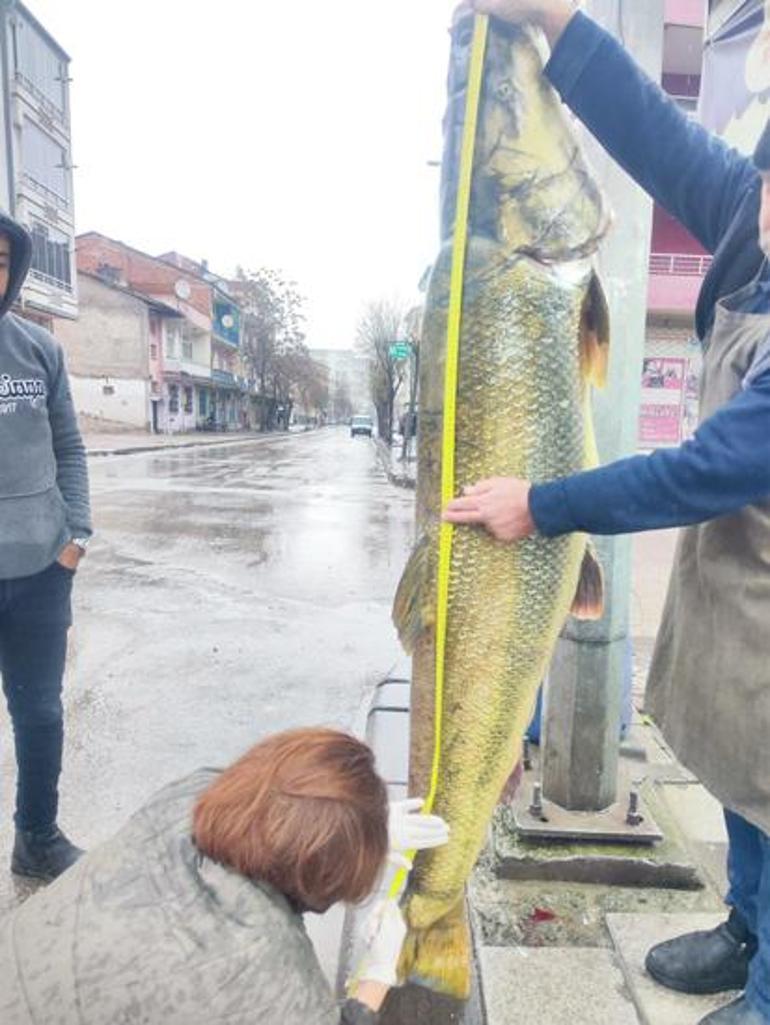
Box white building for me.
[0,1,76,327]
[310,348,371,417]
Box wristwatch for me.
[71,537,90,554]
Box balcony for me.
[163,357,211,382]
[650,253,713,276]
[648,251,713,314]
[212,368,236,387]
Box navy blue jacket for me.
[529,12,770,537]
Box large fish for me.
[392,9,610,999]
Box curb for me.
[86,431,311,458]
[374,438,417,490]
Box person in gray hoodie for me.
[0,211,91,881]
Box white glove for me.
[388,798,450,869]
[357,899,408,987]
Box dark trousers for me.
[725,809,770,1021]
[0,562,73,832]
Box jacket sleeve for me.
[529,367,770,537]
[48,346,92,537]
[544,11,758,254]
[340,998,379,1025]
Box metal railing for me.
[649,252,713,277]
[28,268,73,293]
[13,72,68,127]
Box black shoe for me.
[11,826,83,882]
[645,910,757,995]
[699,996,768,1024]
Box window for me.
[149,343,158,361]
[184,387,193,414]
[29,221,71,290]
[12,17,67,116]
[182,337,193,361]
[198,390,208,417]
[168,384,179,414]
[164,322,181,358]
[22,119,69,204]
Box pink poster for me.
[639,358,686,447]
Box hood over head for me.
[0,210,32,317]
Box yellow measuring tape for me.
[389,12,489,900]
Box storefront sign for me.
[639,358,687,446]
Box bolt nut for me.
[626,789,644,827]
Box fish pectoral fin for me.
[570,542,604,621]
[392,534,435,654]
[579,270,611,389]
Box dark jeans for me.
[0,562,73,832]
[725,809,770,1022]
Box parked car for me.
[350,414,374,438]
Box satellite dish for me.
[174,279,191,301]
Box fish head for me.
[443,8,610,261]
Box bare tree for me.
[232,268,310,431]
[356,298,410,445]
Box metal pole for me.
[401,343,419,462]
[541,0,664,811]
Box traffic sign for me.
[389,342,412,361]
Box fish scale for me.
[391,11,610,1001]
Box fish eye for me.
[496,78,515,102]
[456,25,473,48]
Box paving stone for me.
[480,946,641,1025]
[657,785,728,846]
[607,913,736,1025]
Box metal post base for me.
[511,780,663,844]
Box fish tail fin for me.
[570,542,604,621]
[580,270,610,389]
[392,534,434,654]
[399,897,472,1000]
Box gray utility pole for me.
[541,0,664,811]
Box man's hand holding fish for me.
[470,0,578,45]
[443,478,535,542]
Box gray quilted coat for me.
[0,770,376,1025]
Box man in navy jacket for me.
[445,3,770,1024]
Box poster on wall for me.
[701,0,769,154]
[639,358,687,447]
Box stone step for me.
[480,946,642,1025]
[607,913,737,1025]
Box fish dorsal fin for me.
[579,270,610,389]
[570,542,604,621]
[392,534,435,654]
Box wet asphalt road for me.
[0,427,415,911]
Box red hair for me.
[193,728,388,909]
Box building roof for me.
[79,269,183,317]
[77,233,238,304]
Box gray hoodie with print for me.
[0,212,91,579]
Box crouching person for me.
[0,727,448,1024]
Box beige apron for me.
[645,269,770,836]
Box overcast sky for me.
[28,1,456,350]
